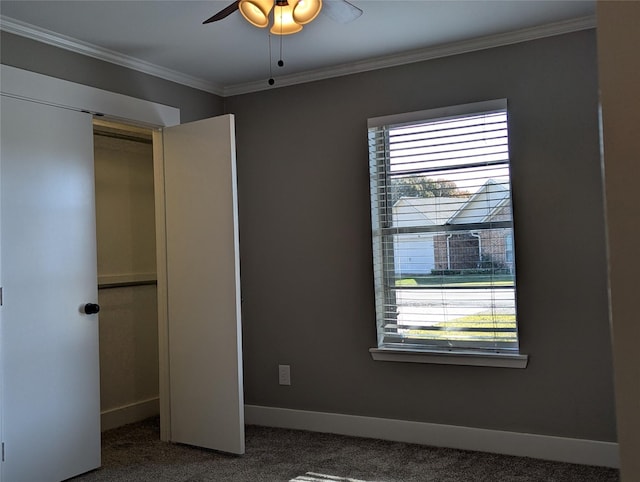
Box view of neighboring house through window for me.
[367,99,519,354]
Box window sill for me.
[369,347,528,368]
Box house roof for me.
[393,197,469,227]
[447,180,511,225]
[392,180,511,228]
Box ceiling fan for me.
[203,0,363,35]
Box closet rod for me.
[98,280,157,290]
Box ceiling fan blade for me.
[322,0,363,24]
[203,0,240,24]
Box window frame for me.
[367,99,527,368]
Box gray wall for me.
[1,31,224,122]
[226,29,617,441]
[1,27,616,442]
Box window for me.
[368,99,525,365]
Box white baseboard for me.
[244,405,619,468]
[101,397,160,432]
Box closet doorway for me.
[93,120,160,432]
[1,66,245,478]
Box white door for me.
[0,96,101,480]
[163,115,245,454]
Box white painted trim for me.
[368,98,507,128]
[0,16,224,96]
[152,130,172,443]
[369,348,528,368]
[2,14,595,97]
[224,16,597,96]
[101,397,160,432]
[0,64,180,127]
[244,405,620,468]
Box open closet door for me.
[162,115,244,454]
[0,96,101,481]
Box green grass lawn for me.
[395,274,514,287]
[404,313,518,342]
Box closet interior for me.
[93,120,160,431]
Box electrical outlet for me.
[278,364,291,386]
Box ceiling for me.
[0,1,596,96]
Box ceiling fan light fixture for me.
[270,3,303,35]
[239,0,273,28]
[293,0,322,25]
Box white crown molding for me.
[2,14,595,98]
[225,15,597,96]
[245,404,620,468]
[0,15,225,96]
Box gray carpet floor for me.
[71,418,619,481]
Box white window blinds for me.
[368,99,519,354]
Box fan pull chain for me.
[278,18,284,68]
[268,34,275,85]
[267,4,287,86]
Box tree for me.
[390,176,468,204]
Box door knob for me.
[83,303,100,315]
